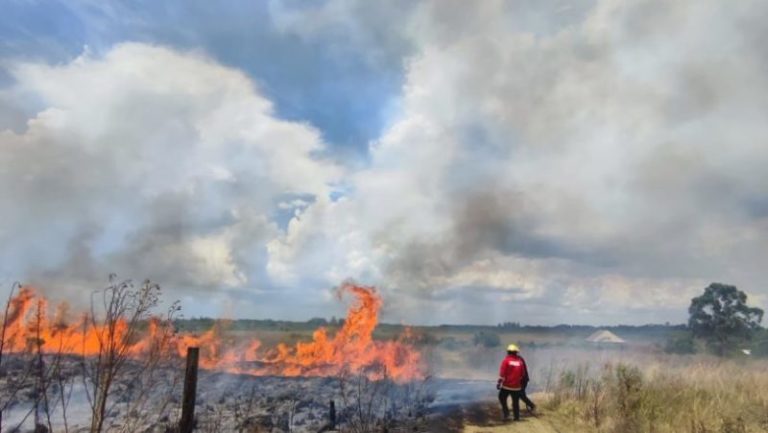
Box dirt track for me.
[446,394,571,433]
[462,415,566,433]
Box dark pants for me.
[521,384,536,410]
[498,389,523,420]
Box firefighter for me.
[496,343,535,421]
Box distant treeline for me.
[171,316,687,334]
[433,322,689,340]
[172,316,342,332]
[494,321,687,331]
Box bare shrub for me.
[586,378,606,430]
[0,283,43,431]
[612,364,643,433]
[336,365,433,433]
[338,367,391,433]
[231,386,261,433]
[82,275,180,433]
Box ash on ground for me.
[0,355,490,433]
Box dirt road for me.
[444,395,571,433]
[462,415,566,433]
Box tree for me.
[688,283,764,356]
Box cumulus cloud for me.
[0,43,339,302]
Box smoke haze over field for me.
[1,0,767,325]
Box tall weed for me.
[545,357,768,433]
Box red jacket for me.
[498,354,528,390]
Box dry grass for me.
[430,345,768,433]
[544,355,768,433]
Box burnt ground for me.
[0,354,499,432]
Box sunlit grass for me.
[544,356,768,433]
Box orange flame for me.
[0,283,424,382]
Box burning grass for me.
[1,282,424,382]
[7,280,766,433]
[0,279,431,432]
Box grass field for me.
[437,355,768,433]
[436,347,768,433]
[540,356,768,433]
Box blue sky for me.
[1,0,766,325]
[0,0,403,160]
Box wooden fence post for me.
[179,347,199,433]
[329,400,336,430]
